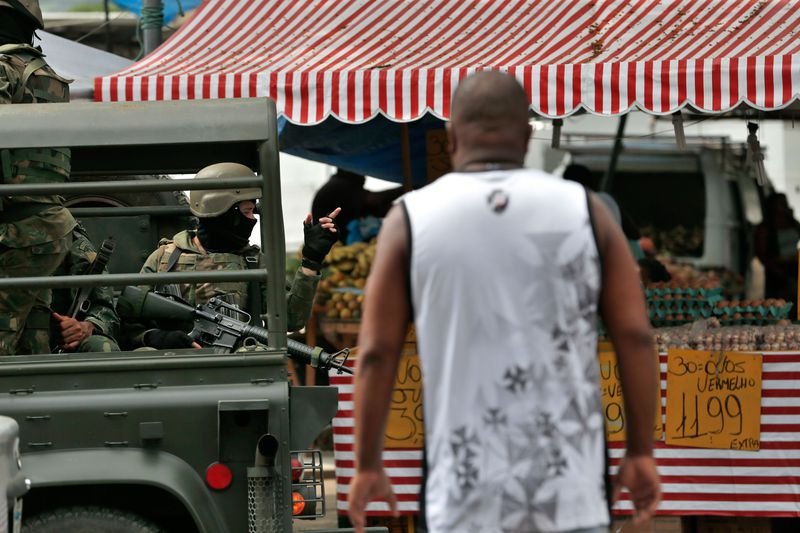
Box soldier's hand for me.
[143,329,202,350]
[52,313,94,351]
[301,207,341,272]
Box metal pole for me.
[259,100,288,351]
[400,123,413,191]
[141,0,164,56]
[103,0,112,52]
[599,114,628,192]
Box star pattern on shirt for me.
[503,365,529,393]
[483,407,508,430]
[449,426,481,495]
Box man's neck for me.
[456,160,523,173]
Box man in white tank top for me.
[348,71,660,533]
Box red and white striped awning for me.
[96,0,800,123]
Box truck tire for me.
[24,506,164,533]
[64,175,190,210]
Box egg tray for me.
[712,302,794,324]
[644,286,723,301]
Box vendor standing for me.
[755,193,800,305]
[312,168,404,244]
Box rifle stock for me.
[119,286,353,374]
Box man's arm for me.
[348,204,408,529]
[590,193,661,523]
[283,267,319,331]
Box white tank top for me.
[403,169,608,532]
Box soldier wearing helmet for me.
[124,163,340,350]
[0,0,77,355]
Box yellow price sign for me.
[665,349,762,450]
[598,350,662,442]
[384,346,425,449]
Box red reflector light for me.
[291,491,306,515]
[291,456,304,482]
[205,462,233,490]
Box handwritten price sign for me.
[666,349,762,450]
[598,350,662,442]
[384,344,425,448]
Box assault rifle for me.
[53,237,115,353]
[67,237,115,319]
[119,286,353,374]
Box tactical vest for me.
[0,44,71,200]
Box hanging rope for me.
[134,1,164,60]
[140,2,165,32]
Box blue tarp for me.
[111,0,201,24]
[278,115,447,186]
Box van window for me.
[610,171,706,257]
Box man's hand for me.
[613,455,661,526]
[52,312,94,351]
[301,207,341,273]
[348,468,398,532]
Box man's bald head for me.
[447,71,531,171]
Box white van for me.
[547,136,768,277]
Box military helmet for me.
[189,163,262,218]
[0,0,44,30]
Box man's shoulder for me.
[162,230,197,251]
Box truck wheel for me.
[24,506,163,533]
[64,175,190,210]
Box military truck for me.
[0,98,377,532]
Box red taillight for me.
[205,462,233,490]
[291,491,306,515]
[291,456,304,482]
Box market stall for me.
[94,0,800,530]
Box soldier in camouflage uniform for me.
[124,163,340,350]
[0,0,76,355]
[18,224,120,353]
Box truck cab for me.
[0,98,359,532]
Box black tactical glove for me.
[144,329,196,349]
[301,220,337,272]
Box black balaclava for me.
[196,203,258,253]
[0,8,36,46]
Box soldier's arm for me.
[276,267,319,332]
[86,280,120,340]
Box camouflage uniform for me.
[0,43,76,355]
[124,229,319,348]
[19,225,120,353]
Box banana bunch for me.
[323,240,376,283]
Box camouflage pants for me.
[0,234,71,355]
[19,325,120,354]
[78,334,120,353]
